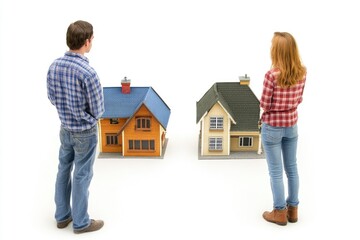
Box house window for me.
[106,134,118,145]
[134,140,141,150]
[142,140,149,150]
[129,139,155,151]
[110,118,119,124]
[136,117,151,130]
[209,137,222,151]
[128,140,140,149]
[239,137,253,147]
[210,117,223,130]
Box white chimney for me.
[239,74,250,85]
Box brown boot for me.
[287,205,298,223]
[263,209,287,226]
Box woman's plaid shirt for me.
[260,69,306,127]
[47,52,104,132]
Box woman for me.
[260,32,306,226]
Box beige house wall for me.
[230,131,260,152]
[159,125,166,155]
[201,102,230,156]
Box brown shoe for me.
[287,205,298,223]
[57,217,72,229]
[74,219,104,234]
[263,209,287,226]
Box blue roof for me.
[102,87,171,129]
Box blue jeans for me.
[261,123,300,210]
[55,125,98,230]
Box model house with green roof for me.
[196,75,262,158]
[99,77,171,158]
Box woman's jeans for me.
[55,125,98,230]
[261,123,300,210]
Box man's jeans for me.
[55,125,98,230]
[261,123,300,209]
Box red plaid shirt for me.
[260,69,306,127]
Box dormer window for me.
[136,117,151,130]
[210,117,223,130]
[110,118,119,124]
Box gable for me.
[121,104,160,132]
[196,83,234,123]
[207,102,228,116]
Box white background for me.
[1,0,359,239]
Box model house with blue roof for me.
[196,75,262,158]
[99,77,171,157]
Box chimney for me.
[239,74,250,85]
[121,76,131,94]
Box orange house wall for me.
[99,118,126,153]
[123,105,161,157]
[99,104,164,157]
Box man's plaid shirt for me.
[47,52,104,132]
[260,69,306,127]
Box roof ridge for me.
[213,82,220,100]
[142,87,152,102]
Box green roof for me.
[196,82,260,131]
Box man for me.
[47,20,104,234]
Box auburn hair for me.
[271,32,306,87]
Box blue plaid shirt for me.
[47,52,104,132]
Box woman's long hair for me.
[271,32,306,87]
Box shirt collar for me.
[65,51,89,63]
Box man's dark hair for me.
[66,20,93,50]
